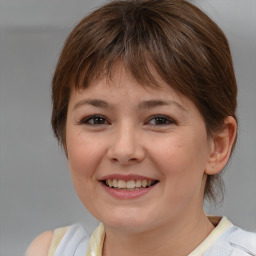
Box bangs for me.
[70,10,178,90]
[52,0,237,148]
[58,0,213,99]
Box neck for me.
[102,211,214,256]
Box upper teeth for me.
[105,179,154,189]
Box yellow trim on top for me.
[188,216,233,256]
[86,223,105,256]
[48,226,69,256]
[47,216,232,256]
[85,216,232,256]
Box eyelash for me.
[79,115,110,125]
[78,114,175,126]
[146,115,175,126]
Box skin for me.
[26,63,237,256]
[65,63,236,255]
[25,231,53,256]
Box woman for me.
[26,0,256,255]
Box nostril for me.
[107,143,146,164]
[109,155,140,164]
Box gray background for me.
[0,0,255,255]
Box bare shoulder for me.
[25,230,53,256]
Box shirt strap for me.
[188,216,233,256]
[86,223,105,256]
[48,226,69,256]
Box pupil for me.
[95,117,104,124]
[156,117,166,124]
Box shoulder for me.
[53,223,91,254]
[25,224,92,256]
[228,226,256,253]
[203,222,256,256]
[206,225,256,255]
[25,230,54,256]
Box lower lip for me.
[101,182,157,199]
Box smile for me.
[103,179,159,190]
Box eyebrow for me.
[138,100,186,111]
[73,99,186,112]
[73,99,111,110]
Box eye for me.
[146,115,175,126]
[79,115,109,125]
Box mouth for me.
[102,179,159,191]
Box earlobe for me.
[205,116,237,175]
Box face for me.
[65,63,213,234]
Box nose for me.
[107,123,146,165]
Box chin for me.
[94,206,157,234]
[104,219,151,234]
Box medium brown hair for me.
[51,0,237,202]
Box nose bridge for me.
[108,121,144,164]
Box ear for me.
[205,116,237,175]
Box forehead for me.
[72,58,177,95]
[71,61,180,98]
[68,62,192,113]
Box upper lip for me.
[99,174,158,181]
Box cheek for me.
[151,139,208,215]
[151,136,206,171]
[66,134,103,207]
[150,133,209,188]
[66,132,104,178]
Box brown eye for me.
[81,115,109,125]
[147,115,174,125]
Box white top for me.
[49,217,256,256]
